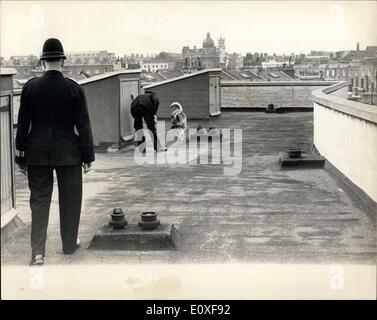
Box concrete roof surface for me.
[2,112,375,265]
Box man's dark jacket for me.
[130,93,159,116]
[15,70,95,166]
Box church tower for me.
[218,34,226,65]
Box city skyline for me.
[1,1,376,59]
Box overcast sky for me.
[1,1,376,59]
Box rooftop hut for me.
[78,69,141,148]
[143,68,222,119]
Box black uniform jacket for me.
[15,70,95,166]
[130,93,159,116]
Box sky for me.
[1,1,376,59]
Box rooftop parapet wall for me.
[222,81,336,109]
[312,82,377,203]
[221,80,338,87]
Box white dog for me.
[170,102,187,141]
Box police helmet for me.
[40,38,66,60]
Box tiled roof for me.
[327,62,340,68]
[158,70,184,79]
[141,72,166,82]
[349,61,362,67]
[78,69,141,85]
[295,64,312,69]
[144,68,222,89]
[223,70,244,80]
[221,71,236,80]
[245,70,264,80]
[338,50,352,59]
[276,71,295,79]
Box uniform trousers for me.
[27,165,82,256]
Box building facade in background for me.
[181,32,223,70]
[294,43,377,81]
[141,62,170,73]
[1,50,119,82]
[123,52,179,71]
[66,51,116,64]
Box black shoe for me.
[29,254,44,266]
[63,238,81,255]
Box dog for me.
[170,102,187,141]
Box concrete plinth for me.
[88,224,180,250]
[279,152,325,169]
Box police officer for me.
[131,91,166,152]
[15,38,95,266]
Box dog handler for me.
[131,91,166,152]
[15,38,95,266]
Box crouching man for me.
[131,91,166,152]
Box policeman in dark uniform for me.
[15,38,95,266]
[131,91,165,152]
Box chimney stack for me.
[356,42,360,51]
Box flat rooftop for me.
[2,112,375,265]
